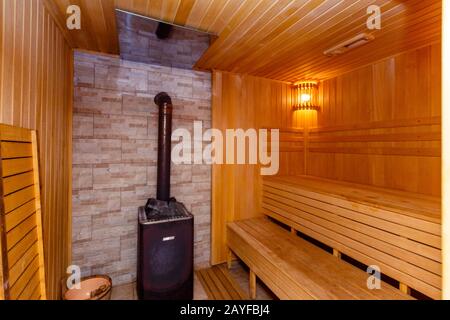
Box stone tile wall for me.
[72,51,211,285]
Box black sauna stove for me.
[137,92,194,300]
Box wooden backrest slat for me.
[0,125,46,300]
[262,196,441,275]
[263,186,441,250]
[262,175,442,299]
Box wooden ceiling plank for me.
[235,0,379,76]
[173,0,197,26]
[203,0,301,69]
[298,17,441,81]
[247,0,385,77]
[198,0,340,71]
[186,0,214,30]
[292,20,441,81]
[99,0,119,54]
[197,0,228,32]
[215,0,319,70]
[274,2,441,81]
[84,0,110,53]
[160,0,181,23]
[262,0,438,80]
[129,0,150,16]
[206,0,244,34]
[227,0,375,73]
[195,0,269,65]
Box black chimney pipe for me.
[154,92,173,202]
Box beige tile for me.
[194,274,209,301]
[73,113,94,138]
[94,114,148,139]
[111,283,136,300]
[95,65,148,93]
[72,165,93,190]
[73,139,122,165]
[74,87,122,115]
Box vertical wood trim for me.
[0,145,10,300]
[66,49,73,267]
[31,130,46,300]
[442,0,450,301]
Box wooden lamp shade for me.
[292,82,320,111]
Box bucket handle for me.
[90,284,109,299]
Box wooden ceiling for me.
[46,0,442,82]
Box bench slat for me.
[261,176,442,299]
[228,218,413,300]
[262,204,441,289]
[263,186,441,262]
[265,177,440,230]
[263,209,441,300]
[263,194,441,274]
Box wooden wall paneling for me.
[211,71,304,264]
[0,0,72,300]
[307,44,441,196]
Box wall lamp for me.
[292,81,320,111]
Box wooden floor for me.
[196,265,249,300]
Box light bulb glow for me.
[300,94,311,103]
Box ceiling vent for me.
[323,33,375,57]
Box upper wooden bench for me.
[227,175,441,299]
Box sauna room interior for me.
[0,0,448,302]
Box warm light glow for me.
[301,94,311,103]
[292,81,320,111]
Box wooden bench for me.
[227,175,441,300]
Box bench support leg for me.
[249,270,257,300]
[227,249,233,269]
[291,227,296,235]
[399,283,411,295]
[333,249,341,259]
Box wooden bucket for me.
[62,275,112,300]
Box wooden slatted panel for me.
[0,124,46,300]
[228,218,412,300]
[196,265,249,300]
[308,44,441,196]
[211,71,309,265]
[262,175,442,299]
[0,0,73,299]
[1,142,33,159]
[3,172,35,197]
[2,158,34,178]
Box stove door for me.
[137,218,193,300]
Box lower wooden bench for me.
[227,218,412,300]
